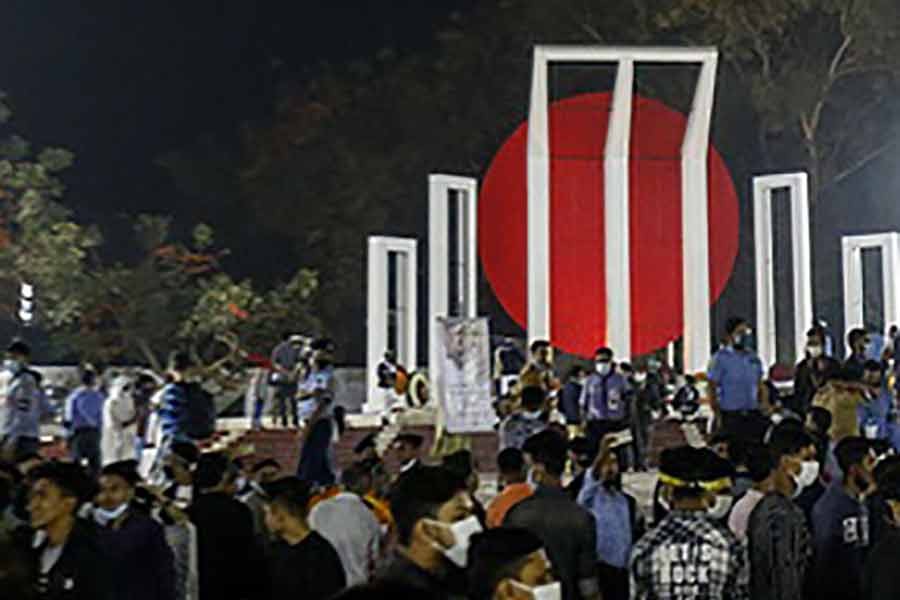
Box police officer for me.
[581,347,632,457]
[708,317,769,436]
[630,446,749,600]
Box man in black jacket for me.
[189,452,259,600]
[863,465,900,600]
[27,461,111,600]
[93,460,174,600]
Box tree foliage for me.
[0,93,320,381]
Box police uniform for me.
[707,346,763,434]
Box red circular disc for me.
[478,92,739,357]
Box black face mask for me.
[163,466,175,480]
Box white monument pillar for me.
[365,236,417,413]
[527,46,718,369]
[753,173,813,366]
[842,233,900,336]
[429,175,478,403]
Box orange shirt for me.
[486,483,533,528]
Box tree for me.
[643,0,900,202]
[0,92,320,383]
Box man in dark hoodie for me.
[27,461,111,600]
[93,460,174,600]
[810,436,877,600]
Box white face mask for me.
[807,345,823,359]
[595,362,612,376]
[427,515,482,567]
[793,461,820,491]
[634,372,647,384]
[523,410,543,420]
[234,477,248,494]
[707,494,733,520]
[93,503,129,527]
[4,359,21,372]
[512,580,563,600]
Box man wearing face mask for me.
[0,340,49,463]
[794,328,841,416]
[810,436,877,600]
[744,426,815,600]
[845,328,871,381]
[862,465,900,600]
[859,360,892,441]
[631,446,748,600]
[577,436,643,600]
[467,527,562,600]
[505,430,600,600]
[377,465,479,599]
[707,318,768,436]
[580,348,631,458]
[93,460,175,600]
[500,386,549,451]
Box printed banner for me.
[437,317,494,433]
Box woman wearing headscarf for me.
[102,375,138,466]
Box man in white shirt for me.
[309,462,382,586]
[728,443,775,540]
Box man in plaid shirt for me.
[630,446,750,600]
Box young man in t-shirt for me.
[262,476,346,600]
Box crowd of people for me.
[3,315,900,599]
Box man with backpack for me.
[159,351,216,445]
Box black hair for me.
[835,437,873,474]
[169,442,200,465]
[30,462,92,504]
[529,340,550,354]
[389,466,466,546]
[768,426,814,460]
[442,450,475,482]
[744,444,776,483]
[568,365,587,379]
[725,317,747,336]
[341,462,373,493]
[594,347,614,360]
[520,386,545,412]
[806,327,825,340]
[99,460,141,487]
[261,476,314,519]
[194,452,235,491]
[251,458,281,474]
[848,328,868,348]
[528,430,567,477]
[863,360,884,373]
[6,339,30,357]
[467,528,544,600]
[169,350,191,372]
[497,448,525,476]
[81,369,97,387]
[808,407,833,435]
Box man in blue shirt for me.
[810,436,876,600]
[158,351,195,443]
[707,317,767,435]
[580,348,631,456]
[577,436,643,600]
[66,369,105,475]
[0,340,48,462]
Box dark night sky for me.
[0,1,474,236]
